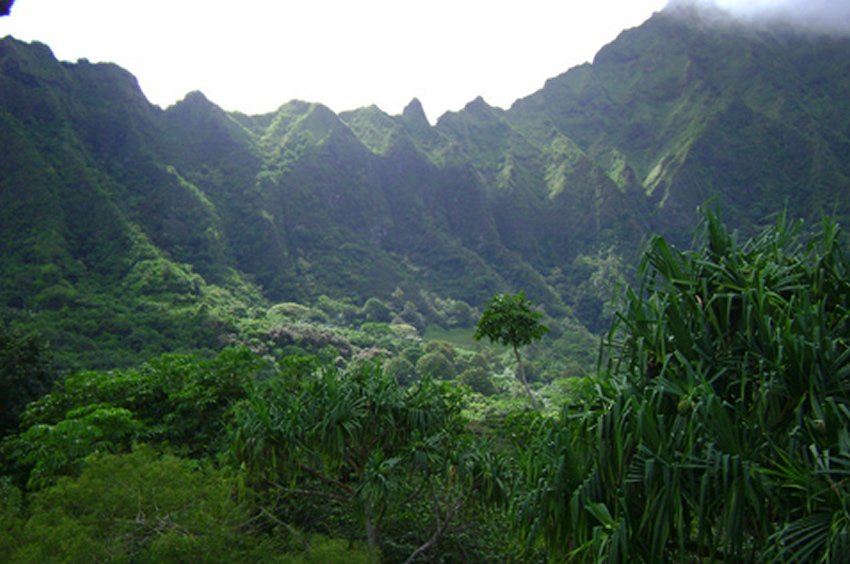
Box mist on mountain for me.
[667,0,850,35]
[2,4,849,369]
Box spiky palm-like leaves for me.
[521,211,850,561]
[230,358,508,557]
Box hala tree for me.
[519,210,850,561]
[474,292,549,409]
[230,358,507,560]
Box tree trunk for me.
[365,509,380,555]
[403,496,463,564]
[514,345,540,410]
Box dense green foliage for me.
[4,6,850,367]
[0,346,520,562]
[0,447,373,563]
[2,211,849,561]
[519,211,850,561]
[2,4,850,561]
[1,348,265,488]
[231,361,510,560]
[0,323,53,437]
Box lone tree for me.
[474,292,548,408]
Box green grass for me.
[423,325,483,350]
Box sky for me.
[1,1,847,121]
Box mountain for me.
[507,4,850,240]
[1,4,849,367]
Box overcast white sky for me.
[1,1,847,121]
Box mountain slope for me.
[2,4,849,365]
[0,39,264,368]
[507,6,850,240]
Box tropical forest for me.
[2,2,850,562]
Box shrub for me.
[9,447,286,561]
[383,356,416,386]
[458,367,497,396]
[266,324,353,357]
[415,351,456,380]
[267,302,328,323]
[362,297,392,323]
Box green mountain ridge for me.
[2,6,849,367]
[507,8,850,239]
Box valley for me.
[2,3,849,561]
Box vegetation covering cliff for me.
[1,7,848,364]
[2,5,850,560]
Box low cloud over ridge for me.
[667,0,850,35]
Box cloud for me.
[667,0,850,35]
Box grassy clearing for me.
[422,325,483,350]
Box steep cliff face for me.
[0,38,267,368]
[506,9,850,241]
[2,4,849,363]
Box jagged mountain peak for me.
[339,104,401,154]
[0,34,53,58]
[166,90,239,126]
[464,95,494,113]
[258,99,358,149]
[400,97,430,127]
[2,14,850,365]
[174,90,214,107]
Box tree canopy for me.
[475,292,549,408]
[4,211,850,562]
[474,292,549,350]
[230,358,508,561]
